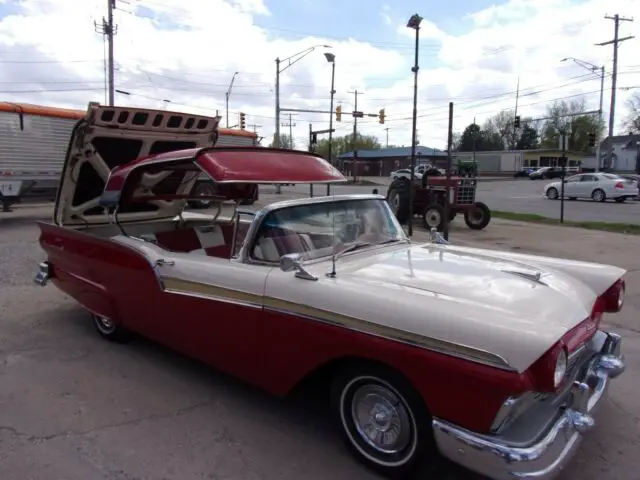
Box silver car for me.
[544,172,638,203]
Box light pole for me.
[325,52,336,196]
[274,44,331,194]
[561,57,605,171]
[406,13,422,237]
[225,71,239,128]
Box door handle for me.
[155,258,175,267]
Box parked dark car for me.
[619,174,640,199]
[529,167,564,180]
[514,167,534,178]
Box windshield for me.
[251,198,406,263]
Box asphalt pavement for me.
[1,201,639,480]
[263,178,640,225]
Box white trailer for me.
[0,102,258,211]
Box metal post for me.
[560,131,567,223]
[309,123,314,197]
[595,66,605,172]
[107,0,115,106]
[327,60,335,196]
[275,58,282,194]
[407,15,421,237]
[443,102,454,241]
[225,92,229,128]
[352,90,359,183]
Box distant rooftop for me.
[339,146,447,159]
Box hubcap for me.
[548,189,557,199]
[595,191,603,201]
[425,209,441,227]
[388,191,399,213]
[469,208,484,224]
[93,314,116,334]
[350,384,412,454]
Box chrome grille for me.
[456,179,476,205]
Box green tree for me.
[314,133,381,160]
[516,122,539,150]
[539,98,602,152]
[483,110,516,149]
[268,133,295,149]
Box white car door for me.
[562,175,582,196]
[576,174,597,198]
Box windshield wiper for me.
[334,238,405,259]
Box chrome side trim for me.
[432,330,625,480]
[262,302,514,371]
[163,287,262,310]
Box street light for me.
[561,57,605,171]
[325,52,336,196]
[273,44,332,194]
[225,71,239,128]
[406,13,423,237]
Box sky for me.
[0,0,639,150]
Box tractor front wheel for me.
[422,203,446,231]
[464,202,491,230]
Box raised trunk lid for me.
[54,102,220,226]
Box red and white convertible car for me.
[35,104,627,480]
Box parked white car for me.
[391,168,423,181]
[544,172,638,203]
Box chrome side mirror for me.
[279,253,317,281]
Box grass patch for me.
[491,210,640,235]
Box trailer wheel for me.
[422,203,446,230]
[386,178,411,224]
[240,185,259,205]
[464,202,491,230]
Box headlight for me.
[554,349,567,388]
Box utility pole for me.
[597,14,634,171]
[281,113,296,149]
[225,72,239,128]
[107,0,115,106]
[94,0,116,106]
[384,127,390,147]
[348,90,363,182]
[249,124,261,134]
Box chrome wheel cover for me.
[92,314,116,335]
[388,190,400,213]
[340,376,418,467]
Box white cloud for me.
[0,0,638,151]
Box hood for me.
[54,102,220,226]
[267,243,625,372]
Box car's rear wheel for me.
[592,189,606,202]
[90,313,130,342]
[546,187,559,200]
[464,201,491,230]
[330,364,436,478]
[422,203,445,230]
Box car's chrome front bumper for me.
[432,331,625,480]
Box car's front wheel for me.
[546,187,559,200]
[330,364,436,478]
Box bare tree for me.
[622,93,640,134]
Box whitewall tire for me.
[90,313,130,342]
[330,364,436,478]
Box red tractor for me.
[385,166,491,231]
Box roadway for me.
[263,178,640,224]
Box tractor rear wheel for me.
[386,178,411,224]
[464,202,491,230]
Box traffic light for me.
[588,132,596,147]
[336,105,342,122]
[239,112,246,129]
[378,108,386,124]
[514,115,521,128]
